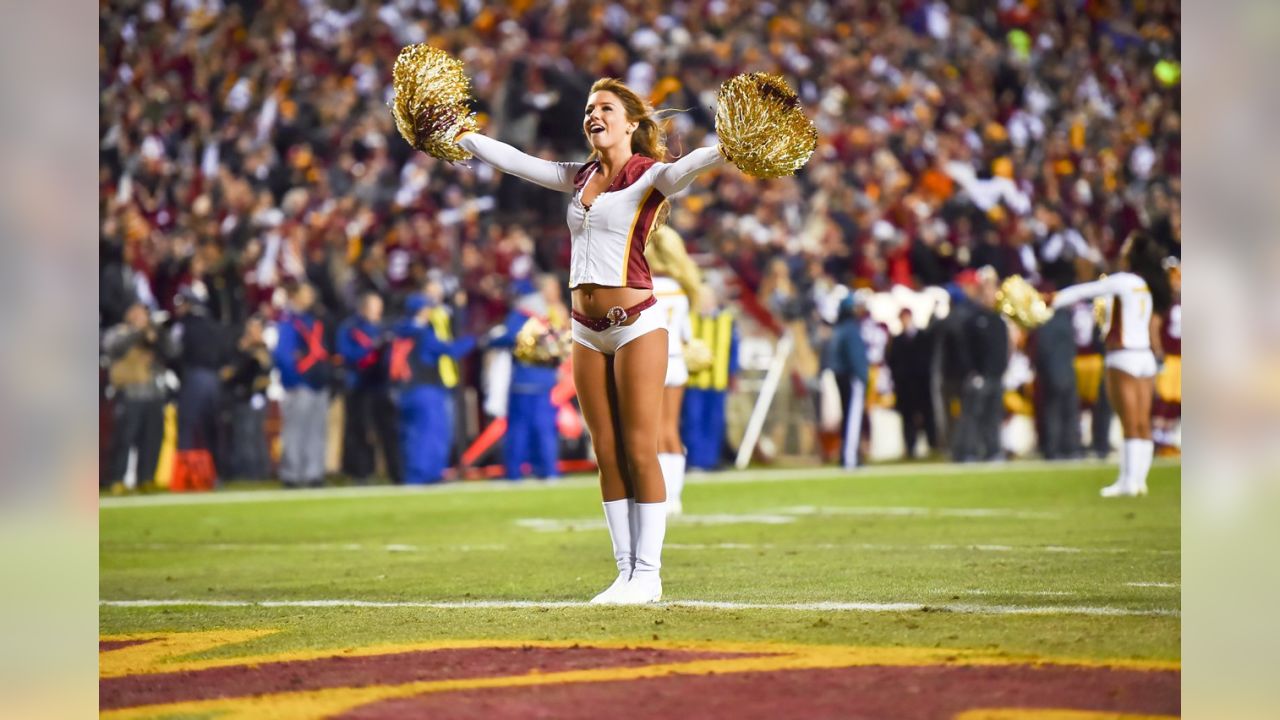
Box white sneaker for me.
[1100,480,1142,498]
[589,571,631,604]
[613,572,662,605]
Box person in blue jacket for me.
[336,291,401,484]
[487,276,566,480]
[823,293,871,469]
[272,283,333,488]
[388,291,476,484]
[681,290,739,470]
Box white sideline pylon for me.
[735,330,794,470]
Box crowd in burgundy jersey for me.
[100,0,1179,334]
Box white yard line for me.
[99,459,1179,510]
[98,598,1178,617]
[107,540,1175,556]
[111,543,508,553]
[779,505,1060,520]
[517,506,1065,532]
[1126,582,1180,588]
[664,542,1176,555]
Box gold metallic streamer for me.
[995,275,1054,328]
[684,337,714,374]
[715,73,817,178]
[390,44,478,162]
[514,316,571,366]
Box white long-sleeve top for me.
[457,132,724,289]
[1051,272,1152,351]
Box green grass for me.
[100,461,1180,662]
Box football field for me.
[100,460,1181,718]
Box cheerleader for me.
[391,47,814,603]
[1051,233,1173,496]
[645,226,703,515]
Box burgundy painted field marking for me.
[99,631,1180,720]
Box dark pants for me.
[1037,381,1081,460]
[224,399,271,479]
[106,396,165,487]
[895,382,936,458]
[343,385,402,484]
[504,389,559,479]
[952,376,1003,461]
[399,384,453,485]
[682,387,728,470]
[835,374,866,468]
[1088,379,1113,458]
[177,368,221,452]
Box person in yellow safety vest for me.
[680,292,738,470]
[389,291,476,484]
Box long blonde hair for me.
[645,225,703,302]
[585,78,675,238]
[584,78,668,160]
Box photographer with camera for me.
[102,303,170,492]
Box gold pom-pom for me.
[715,73,817,178]
[684,337,714,374]
[995,275,1053,328]
[390,44,478,162]
[514,317,571,366]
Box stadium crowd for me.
[98,0,1181,490]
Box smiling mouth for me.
[588,124,604,134]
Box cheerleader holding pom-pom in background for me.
[645,226,706,516]
[1049,233,1174,497]
[390,44,815,604]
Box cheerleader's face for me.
[584,91,637,153]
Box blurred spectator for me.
[1153,263,1182,454]
[1031,307,1082,460]
[1070,298,1115,459]
[823,294,870,469]
[683,289,739,470]
[886,308,936,459]
[102,303,169,491]
[273,283,331,488]
[389,289,476,485]
[168,289,232,490]
[97,0,1180,474]
[952,270,1009,462]
[336,291,401,484]
[221,315,273,480]
[487,276,565,481]
[936,271,980,451]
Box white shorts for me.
[1105,349,1157,379]
[572,308,668,356]
[665,356,688,387]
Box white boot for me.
[615,502,666,604]
[590,499,634,604]
[1101,440,1143,497]
[1129,439,1154,496]
[659,453,686,515]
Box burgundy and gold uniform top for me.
[457,133,724,290]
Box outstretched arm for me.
[1051,276,1126,309]
[652,145,726,196]
[456,132,580,193]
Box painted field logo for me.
[100,631,1180,719]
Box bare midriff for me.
[572,284,653,325]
